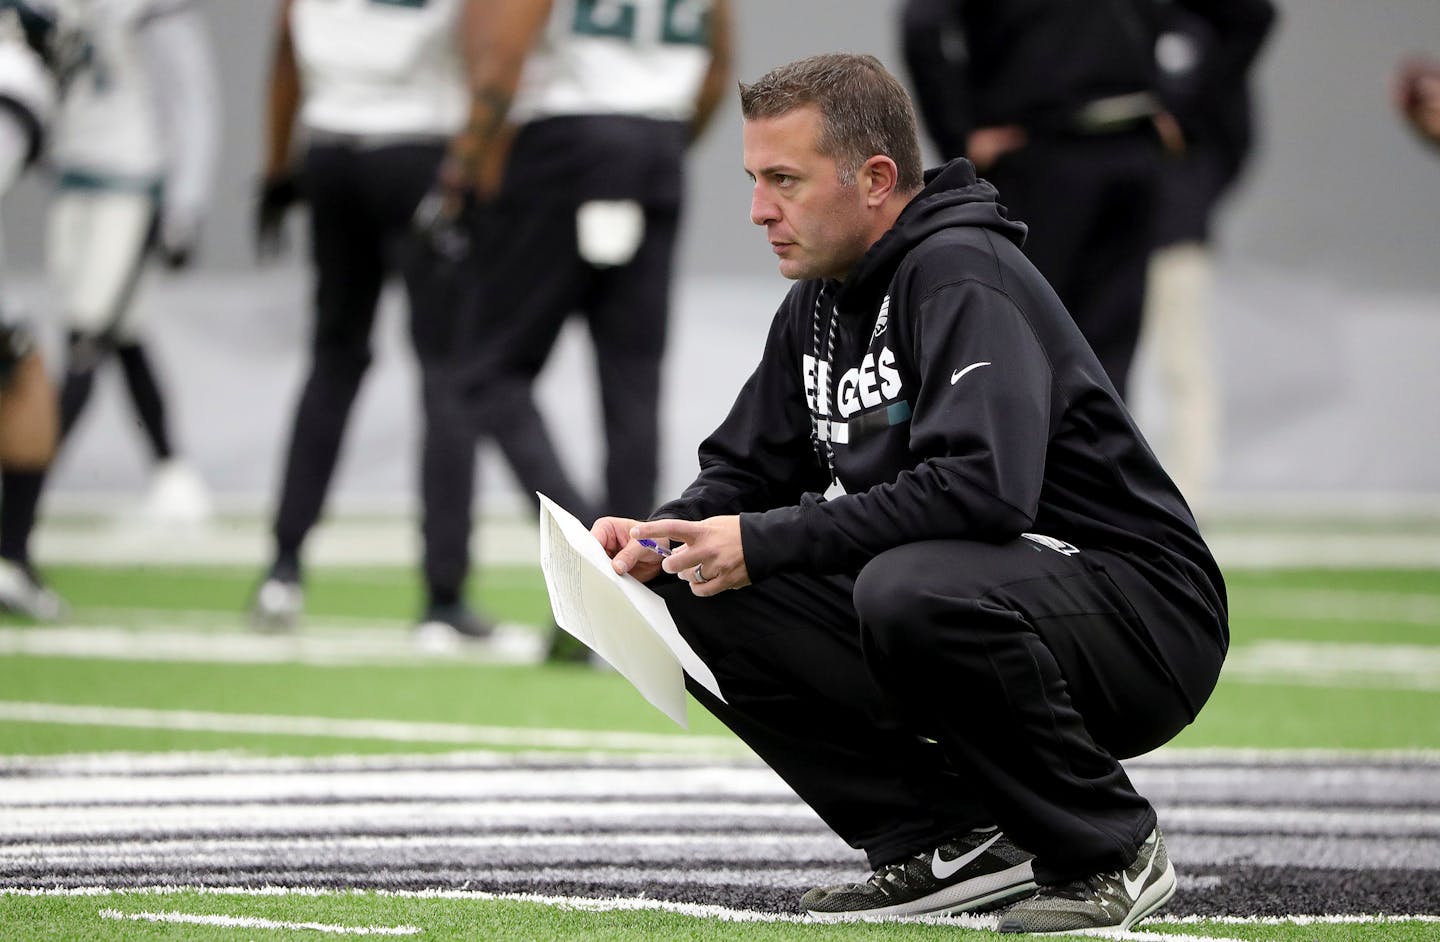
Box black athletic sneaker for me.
[996,827,1176,934]
[802,826,1036,920]
[413,603,496,650]
[543,622,596,665]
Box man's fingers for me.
[631,519,702,546]
[612,541,652,575]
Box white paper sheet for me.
[537,493,725,728]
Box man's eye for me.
[773,174,794,187]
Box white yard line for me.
[1223,640,1440,691]
[0,624,544,666]
[0,701,745,755]
[98,908,420,936]
[1232,587,1440,626]
[14,886,1435,935]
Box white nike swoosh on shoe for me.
[950,361,992,385]
[1122,840,1157,899]
[931,830,1003,880]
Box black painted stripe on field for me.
[3,752,1439,918]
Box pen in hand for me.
[636,538,672,558]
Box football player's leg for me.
[0,341,63,619]
[461,203,595,523]
[269,144,385,572]
[115,339,174,460]
[587,203,676,520]
[47,186,155,441]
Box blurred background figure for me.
[1394,53,1440,150]
[898,0,1268,405]
[251,0,495,644]
[44,0,219,526]
[1136,0,1276,512]
[439,0,732,661]
[0,320,59,619]
[0,0,67,618]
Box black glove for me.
[255,173,302,262]
[410,187,473,265]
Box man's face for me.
[743,106,873,281]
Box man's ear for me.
[860,155,900,207]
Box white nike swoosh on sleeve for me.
[950,361,992,385]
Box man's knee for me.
[852,544,965,657]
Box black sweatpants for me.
[655,536,1221,884]
[985,129,1160,402]
[459,197,679,524]
[272,140,474,600]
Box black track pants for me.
[655,536,1219,883]
[272,141,474,600]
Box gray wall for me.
[5,0,1439,287]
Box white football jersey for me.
[510,0,715,124]
[48,0,182,181]
[291,0,466,138]
[0,0,91,136]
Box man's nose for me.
[750,186,779,227]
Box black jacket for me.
[654,160,1227,691]
[901,0,1276,157]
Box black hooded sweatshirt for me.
[653,160,1227,707]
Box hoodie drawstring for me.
[808,282,838,486]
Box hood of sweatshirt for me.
[833,158,1029,319]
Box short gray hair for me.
[739,53,924,192]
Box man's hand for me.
[592,516,668,584]
[255,173,302,261]
[630,516,750,597]
[157,203,202,270]
[966,125,1027,172]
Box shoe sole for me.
[994,859,1178,935]
[807,861,1037,921]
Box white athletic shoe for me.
[251,577,303,632]
[139,460,214,525]
[0,558,65,620]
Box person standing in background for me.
[1136,0,1276,511]
[0,0,71,618]
[251,0,494,644]
[899,0,1270,404]
[437,0,731,661]
[45,0,219,525]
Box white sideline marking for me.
[0,624,544,666]
[1233,587,1440,627]
[98,908,420,935]
[13,887,1432,935]
[0,701,745,754]
[1163,913,1440,925]
[1223,641,1440,691]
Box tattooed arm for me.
[440,0,552,203]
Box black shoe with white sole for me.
[802,826,1036,920]
[996,826,1176,933]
